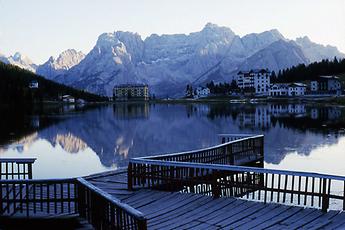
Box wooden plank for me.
[318,212,345,229]
[214,202,272,228]
[235,204,292,229]
[88,180,128,190]
[121,190,164,203]
[152,197,237,229]
[285,209,325,229]
[149,197,212,229]
[129,192,182,209]
[187,200,252,230]
[299,210,340,230]
[255,207,310,229]
[90,178,127,185]
[274,207,317,227]
[141,194,204,217]
[148,196,213,226]
[225,203,281,229]
[83,168,127,180]
[200,201,264,226]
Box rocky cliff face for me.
[295,36,345,62]
[36,49,85,79]
[2,23,343,97]
[53,24,343,96]
[239,40,309,71]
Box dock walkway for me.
[86,168,345,230]
[2,134,345,229]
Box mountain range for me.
[1,23,344,97]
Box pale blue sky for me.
[0,0,344,64]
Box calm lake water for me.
[1,102,345,179]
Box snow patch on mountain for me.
[0,52,37,72]
[36,49,85,79]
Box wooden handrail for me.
[128,134,345,212]
[129,159,345,181]
[0,158,36,163]
[77,178,147,230]
[77,178,146,220]
[0,177,148,230]
[0,158,36,180]
[136,134,264,160]
[0,178,77,217]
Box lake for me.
[1,102,345,179]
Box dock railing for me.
[0,178,77,217]
[138,134,264,166]
[0,158,36,179]
[0,158,148,230]
[128,134,345,212]
[77,178,147,230]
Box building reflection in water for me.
[113,103,149,119]
[1,103,345,178]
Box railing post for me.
[0,182,2,214]
[138,219,148,230]
[321,178,329,212]
[128,162,133,191]
[77,182,85,218]
[189,167,195,193]
[28,163,33,179]
[228,144,234,165]
[260,136,264,158]
[211,170,221,198]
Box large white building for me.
[113,84,149,100]
[237,69,271,96]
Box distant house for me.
[113,84,149,101]
[29,80,39,89]
[237,69,271,96]
[288,83,307,96]
[194,86,210,98]
[269,83,289,97]
[62,95,75,103]
[76,99,86,104]
[310,76,342,95]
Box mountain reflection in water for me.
[1,102,345,179]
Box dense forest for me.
[0,62,108,105]
[273,57,345,83]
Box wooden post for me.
[28,163,33,179]
[138,219,148,230]
[343,181,345,211]
[260,136,264,159]
[321,178,329,212]
[0,183,2,214]
[189,167,195,193]
[128,162,133,191]
[211,171,221,198]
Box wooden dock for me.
[2,134,345,229]
[86,168,345,230]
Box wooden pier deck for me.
[2,134,345,229]
[86,168,345,230]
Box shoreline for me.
[4,95,344,107]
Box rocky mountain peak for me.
[30,23,345,97]
[36,49,85,79]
